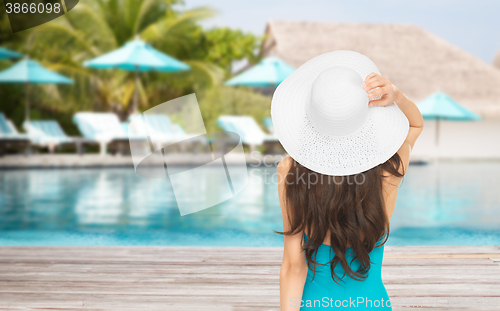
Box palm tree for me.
[24,0,223,116]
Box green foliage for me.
[197,86,271,132]
[0,0,267,136]
[194,27,261,74]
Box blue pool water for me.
[0,162,499,246]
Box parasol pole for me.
[434,116,440,163]
[131,34,141,114]
[435,116,440,146]
[25,82,30,122]
[24,55,31,122]
[133,65,139,114]
[434,116,441,208]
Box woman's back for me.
[298,166,399,310]
[272,51,423,311]
[300,234,391,310]
[298,160,400,310]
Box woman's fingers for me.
[363,73,396,107]
[368,96,391,107]
[363,77,385,91]
[364,73,379,82]
[367,86,388,98]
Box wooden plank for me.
[0,247,499,310]
[0,274,496,284]
[385,253,500,259]
[384,246,500,254]
[1,245,499,254]
[383,258,497,265]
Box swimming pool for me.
[0,161,499,246]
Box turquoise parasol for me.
[417,92,481,148]
[0,58,73,121]
[225,56,295,87]
[0,47,22,60]
[84,36,190,113]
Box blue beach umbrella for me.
[84,36,190,112]
[0,58,73,84]
[0,58,73,121]
[225,56,295,87]
[417,92,481,147]
[417,92,481,208]
[0,47,22,60]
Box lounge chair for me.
[73,112,142,155]
[121,122,130,135]
[216,115,279,153]
[262,116,274,134]
[23,120,91,154]
[127,113,207,151]
[0,113,30,156]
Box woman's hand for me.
[363,72,401,107]
[363,73,424,179]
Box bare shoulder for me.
[277,155,293,175]
[382,138,412,188]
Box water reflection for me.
[0,162,499,246]
[75,172,125,224]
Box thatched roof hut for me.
[262,20,500,118]
[493,50,500,70]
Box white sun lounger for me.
[73,112,145,155]
[217,115,279,152]
[127,113,207,151]
[0,113,30,156]
[262,116,274,134]
[23,120,92,154]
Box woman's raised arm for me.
[363,73,424,173]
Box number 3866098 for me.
[5,2,62,14]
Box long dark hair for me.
[278,153,405,284]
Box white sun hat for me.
[271,50,409,176]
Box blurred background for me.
[0,0,499,246]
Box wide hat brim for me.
[271,50,409,176]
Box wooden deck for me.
[0,246,499,310]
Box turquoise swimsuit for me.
[299,234,392,310]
